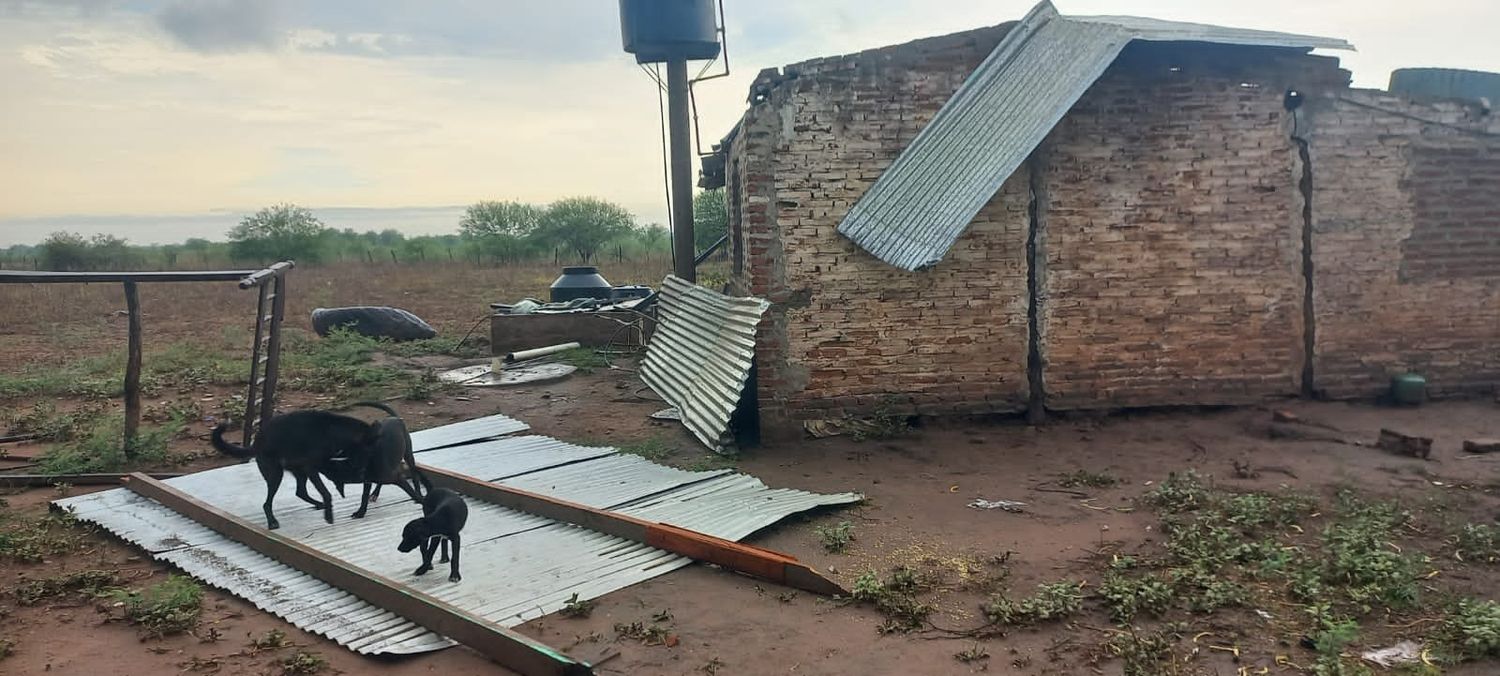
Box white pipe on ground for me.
[503,342,581,364]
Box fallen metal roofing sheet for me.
[834,0,1353,271]
[56,427,859,657]
[638,275,770,453]
[409,412,529,451]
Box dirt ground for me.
[2,267,1499,675]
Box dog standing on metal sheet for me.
[211,410,378,529]
[398,487,468,582]
[320,401,427,518]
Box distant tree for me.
[227,203,329,263]
[460,200,542,263]
[88,233,137,268]
[536,197,635,263]
[161,244,181,268]
[692,188,728,252]
[38,231,92,270]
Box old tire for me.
[311,306,437,342]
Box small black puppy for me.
[398,487,468,582]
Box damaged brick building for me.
[699,1,1500,429]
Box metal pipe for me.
[667,57,696,282]
[504,342,581,364]
[694,233,729,267]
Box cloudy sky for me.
[1,0,1495,246]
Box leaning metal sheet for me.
[56,425,861,657]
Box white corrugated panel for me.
[56,424,860,657]
[410,412,529,451]
[638,275,769,453]
[835,0,1353,271]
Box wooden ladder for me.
[242,271,288,446]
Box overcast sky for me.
[1,0,1495,246]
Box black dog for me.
[320,402,426,518]
[397,487,468,582]
[211,410,378,529]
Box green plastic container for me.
[1390,373,1427,406]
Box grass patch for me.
[553,347,610,373]
[1057,469,1119,489]
[1438,599,1500,662]
[0,508,97,564]
[278,652,328,675]
[107,575,203,638]
[815,521,855,553]
[39,412,189,474]
[248,629,291,652]
[615,436,675,462]
[15,569,118,606]
[380,334,487,359]
[2,402,108,442]
[851,400,911,441]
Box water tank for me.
[550,266,613,303]
[1390,68,1500,104]
[619,0,720,64]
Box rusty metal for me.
[120,473,596,676]
[420,464,846,596]
[2,472,182,488]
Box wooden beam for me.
[122,281,143,459]
[420,465,847,597]
[4,472,181,488]
[121,473,594,676]
[0,270,256,284]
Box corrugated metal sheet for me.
[638,275,770,453]
[56,428,860,657]
[835,0,1353,271]
[409,413,529,451]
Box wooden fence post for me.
[122,281,143,459]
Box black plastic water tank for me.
[550,266,613,302]
[619,0,720,64]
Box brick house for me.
[700,2,1500,430]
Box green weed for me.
[1440,599,1500,661]
[107,575,203,638]
[0,509,97,563]
[815,521,855,553]
[984,581,1083,626]
[1143,471,1211,512]
[850,567,936,633]
[1454,524,1500,564]
[553,347,610,372]
[40,415,183,473]
[15,570,118,606]
[559,592,596,618]
[278,651,328,675]
[1099,573,1175,623]
[1057,470,1119,489]
[615,437,675,462]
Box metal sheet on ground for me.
[56,418,862,658]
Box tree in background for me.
[637,223,669,261]
[227,203,330,263]
[38,232,92,270]
[536,197,635,263]
[693,188,728,253]
[459,200,542,263]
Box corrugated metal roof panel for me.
[55,422,860,657]
[835,0,1352,271]
[409,413,529,451]
[638,275,769,453]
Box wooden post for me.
[122,281,143,459]
[389,249,398,264]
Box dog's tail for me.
[210,424,254,459]
[346,401,400,418]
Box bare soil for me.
[2,264,1498,675]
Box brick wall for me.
[723,25,1499,426]
[1305,91,1500,398]
[1037,43,1345,409]
[729,26,1031,427]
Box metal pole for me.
[666,56,696,282]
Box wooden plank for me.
[122,281,143,458]
[2,472,181,488]
[420,465,847,596]
[121,473,593,676]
